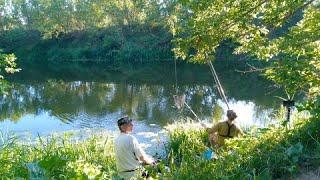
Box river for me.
[0,61,282,155]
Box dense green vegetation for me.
[0,0,174,62]
[1,111,319,179]
[0,132,117,179]
[167,1,320,177]
[1,26,173,63]
[170,0,319,101]
[0,0,319,179]
[165,115,320,179]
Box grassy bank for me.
[1,116,319,179]
[0,132,117,179]
[165,118,320,179]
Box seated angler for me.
[114,116,155,179]
[202,110,243,147]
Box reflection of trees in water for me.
[105,84,218,125]
[0,73,279,126]
[252,104,275,126]
[179,85,217,119]
[0,81,114,123]
[0,81,220,126]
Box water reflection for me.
[0,81,215,125]
[0,62,282,135]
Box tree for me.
[169,0,319,100]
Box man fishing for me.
[114,116,155,179]
[202,110,243,147]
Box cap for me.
[117,116,133,127]
[227,110,237,119]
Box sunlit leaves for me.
[170,0,319,100]
[1,0,162,38]
[0,52,20,75]
[0,51,20,94]
[0,133,117,179]
[264,6,320,98]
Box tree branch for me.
[235,62,275,73]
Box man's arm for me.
[132,137,155,165]
[201,122,219,134]
[236,126,244,137]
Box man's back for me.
[210,121,243,146]
[216,121,242,137]
[114,133,144,172]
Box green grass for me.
[0,132,117,179]
[1,116,319,179]
[164,118,320,179]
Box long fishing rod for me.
[206,57,230,110]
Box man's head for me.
[226,110,237,121]
[117,116,133,133]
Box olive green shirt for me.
[208,121,243,146]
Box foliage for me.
[297,95,320,119]
[0,0,175,62]
[262,6,320,99]
[0,25,173,63]
[0,51,20,93]
[0,0,167,37]
[0,0,319,178]
[0,132,117,179]
[1,115,320,179]
[164,118,320,179]
[170,0,319,100]
[165,121,209,161]
[170,0,316,61]
[0,132,29,178]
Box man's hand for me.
[140,155,155,166]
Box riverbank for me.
[165,118,320,179]
[0,130,117,178]
[1,115,319,179]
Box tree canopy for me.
[170,0,319,99]
[0,0,170,38]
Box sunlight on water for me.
[216,99,275,128]
[0,63,282,154]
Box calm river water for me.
[0,61,282,154]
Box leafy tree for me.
[169,0,319,100]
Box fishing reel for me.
[282,100,295,126]
[282,100,295,107]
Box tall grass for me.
[0,132,117,179]
[164,118,320,179]
[1,116,319,179]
